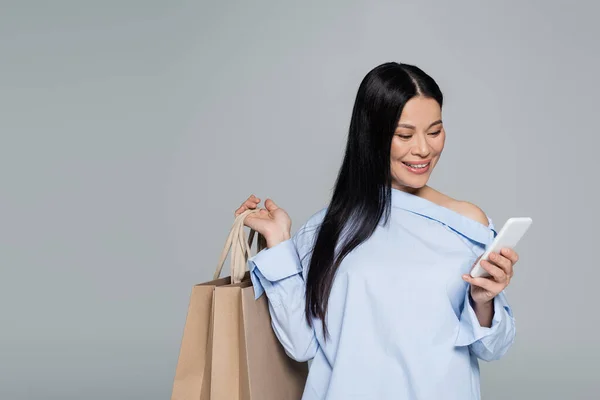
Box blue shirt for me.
[248,187,516,400]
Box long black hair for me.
[305,62,444,337]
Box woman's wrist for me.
[266,230,291,248]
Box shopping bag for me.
[169,271,236,398]
[170,210,257,400]
[171,209,308,399]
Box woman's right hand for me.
[234,195,291,248]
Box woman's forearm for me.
[471,296,494,328]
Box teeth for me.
[404,162,429,168]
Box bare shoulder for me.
[447,200,489,226]
[424,187,489,226]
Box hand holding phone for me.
[470,217,532,278]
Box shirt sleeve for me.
[454,289,516,361]
[247,222,319,362]
[454,216,517,361]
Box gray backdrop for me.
[2,0,598,399]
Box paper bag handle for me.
[213,209,267,283]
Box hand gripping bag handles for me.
[171,209,309,400]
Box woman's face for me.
[390,96,445,192]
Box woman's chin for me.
[391,179,429,192]
[392,171,432,191]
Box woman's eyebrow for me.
[397,120,443,130]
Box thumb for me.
[264,198,280,212]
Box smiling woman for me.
[392,97,445,179]
[235,62,518,400]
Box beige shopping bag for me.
[171,209,308,400]
[170,274,239,398]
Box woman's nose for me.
[411,135,430,157]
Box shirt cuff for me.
[455,288,513,347]
[248,238,302,301]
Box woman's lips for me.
[401,160,431,175]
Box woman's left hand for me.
[462,248,519,305]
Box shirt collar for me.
[389,188,496,246]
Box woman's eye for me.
[395,134,412,139]
[428,130,441,136]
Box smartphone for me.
[470,217,533,278]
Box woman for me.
[234,62,518,400]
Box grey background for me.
[1,0,598,399]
